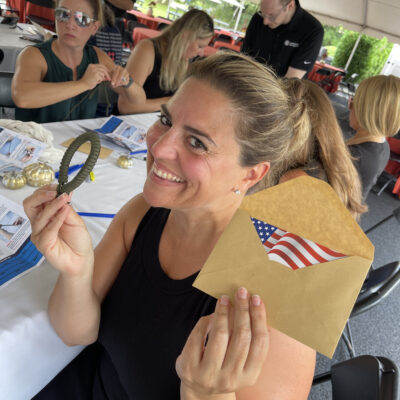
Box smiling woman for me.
[24,52,315,400]
[11,0,144,123]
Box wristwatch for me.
[123,76,134,89]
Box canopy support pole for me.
[344,0,368,72]
[234,0,245,32]
[344,33,362,71]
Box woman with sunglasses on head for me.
[11,0,144,124]
[118,9,214,115]
[25,53,315,400]
[346,75,400,198]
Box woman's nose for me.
[66,14,77,28]
[150,129,179,160]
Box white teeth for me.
[153,165,183,183]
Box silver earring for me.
[234,189,241,195]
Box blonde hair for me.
[56,0,104,26]
[186,52,296,193]
[348,75,400,144]
[279,79,367,220]
[152,9,214,92]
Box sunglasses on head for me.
[55,7,96,28]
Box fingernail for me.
[238,287,248,299]
[252,295,261,306]
[220,295,229,306]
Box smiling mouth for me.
[152,165,184,183]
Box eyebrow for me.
[160,104,217,147]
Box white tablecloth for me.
[0,22,34,73]
[0,113,158,400]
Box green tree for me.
[322,24,344,47]
[333,31,393,82]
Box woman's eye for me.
[159,114,171,127]
[188,136,207,151]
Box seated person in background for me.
[346,75,400,199]
[88,2,123,66]
[269,78,366,221]
[12,0,144,124]
[104,0,134,44]
[25,53,315,400]
[118,9,214,114]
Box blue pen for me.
[129,149,147,155]
[55,163,84,179]
[77,212,116,218]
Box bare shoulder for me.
[93,193,151,301]
[128,39,155,66]
[16,45,47,70]
[125,39,156,86]
[118,193,152,248]
[237,328,316,400]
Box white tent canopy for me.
[301,0,400,44]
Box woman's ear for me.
[242,162,270,191]
[91,20,101,35]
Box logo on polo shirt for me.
[284,40,299,47]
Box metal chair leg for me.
[342,321,356,358]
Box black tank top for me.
[96,207,216,399]
[142,42,175,99]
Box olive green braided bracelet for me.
[57,131,101,196]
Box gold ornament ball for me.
[23,162,55,187]
[2,171,27,189]
[117,155,134,169]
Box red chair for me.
[376,137,400,197]
[25,0,55,31]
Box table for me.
[132,26,160,45]
[0,113,158,400]
[0,21,34,73]
[128,9,171,30]
[308,61,346,94]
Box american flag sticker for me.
[251,218,346,270]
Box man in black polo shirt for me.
[242,0,323,78]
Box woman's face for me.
[56,0,99,46]
[184,37,212,60]
[143,78,258,212]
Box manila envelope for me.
[193,176,374,358]
[61,138,113,159]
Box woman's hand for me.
[109,65,131,88]
[80,63,112,90]
[177,287,269,399]
[23,184,94,277]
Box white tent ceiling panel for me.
[299,0,400,43]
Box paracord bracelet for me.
[57,131,101,196]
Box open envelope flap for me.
[240,176,374,260]
[193,209,372,358]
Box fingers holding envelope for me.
[23,185,94,276]
[176,287,269,397]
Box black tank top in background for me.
[143,42,175,99]
[96,207,216,399]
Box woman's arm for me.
[94,46,146,107]
[178,291,315,400]
[23,187,149,346]
[235,329,315,400]
[118,39,171,114]
[12,46,111,109]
